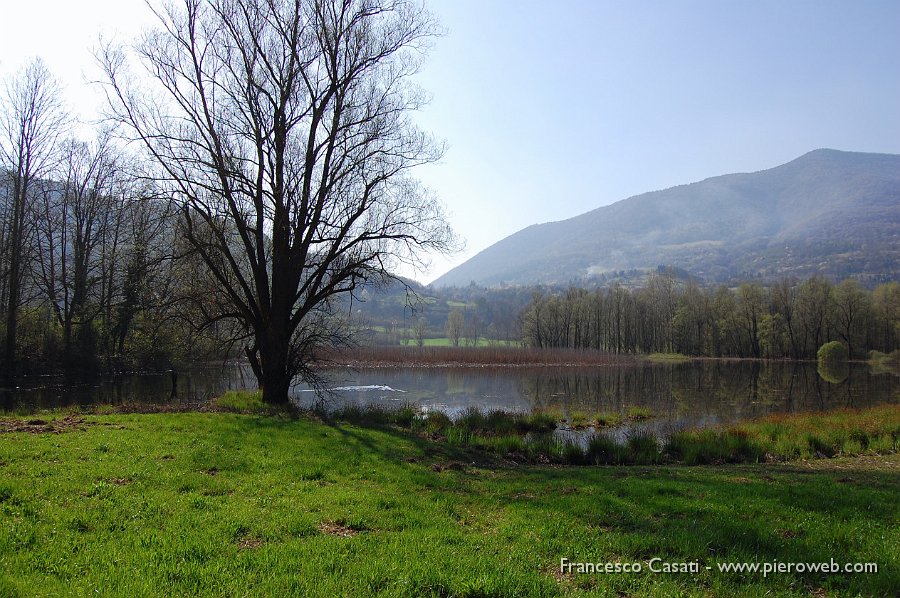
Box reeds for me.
[320,345,636,367]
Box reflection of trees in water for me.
[517,362,897,421]
[818,360,849,384]
[6,363,896,416]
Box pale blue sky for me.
[1,1,898,283]
[413,0,900,281]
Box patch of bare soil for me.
[775,453,900,473]
[237,536,263,549]
[317,521,360,538]
[430,461,466,472]
[0,414,90,434]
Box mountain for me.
[433,149,900,287]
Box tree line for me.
[0,60,241,376]
[520,273,900,359]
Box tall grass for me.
[213,390,282,415]
[329,401,899,467]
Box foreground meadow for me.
[1,410,898,596]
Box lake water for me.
[2,361,896,431]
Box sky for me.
[2,0,899,284]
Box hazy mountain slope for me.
[433,149,900,287]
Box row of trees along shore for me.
[520,273,900,360]
[0,59,242,375]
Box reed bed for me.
[319,345,637,367]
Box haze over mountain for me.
[433,149,900,287]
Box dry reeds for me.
[320,345,636,368]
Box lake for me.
[1,361,896,432]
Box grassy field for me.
[399,337,497,347]
[1,411,898,596]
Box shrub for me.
[868,350,900,374]
[817,341,849,365]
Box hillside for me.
[433,149,900,287]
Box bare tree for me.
[32,133,123,365]
[446,308,463,347]
[464,312,480,347]
[414,315,426,347]
[831,279,871,358]
[0,58,67,373]
[100,0,453,403]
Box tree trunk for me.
[258,324,291,405]
[261,368,291,405]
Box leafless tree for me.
[32,133,122,364]
[100,0,454,402]
[0,58,67,373]
[446,308,463,347]
[413,315,426,347]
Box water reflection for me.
[0,364,255,412]
[817,360,850,384]
[2,362,897,430]
[311,362,898,429]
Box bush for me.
[817,341,849,364]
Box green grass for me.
[594,411,623,427]
[1,411,899,596]
[400,337,497,347]
[212,389,270,413]
[626,406,654,420]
